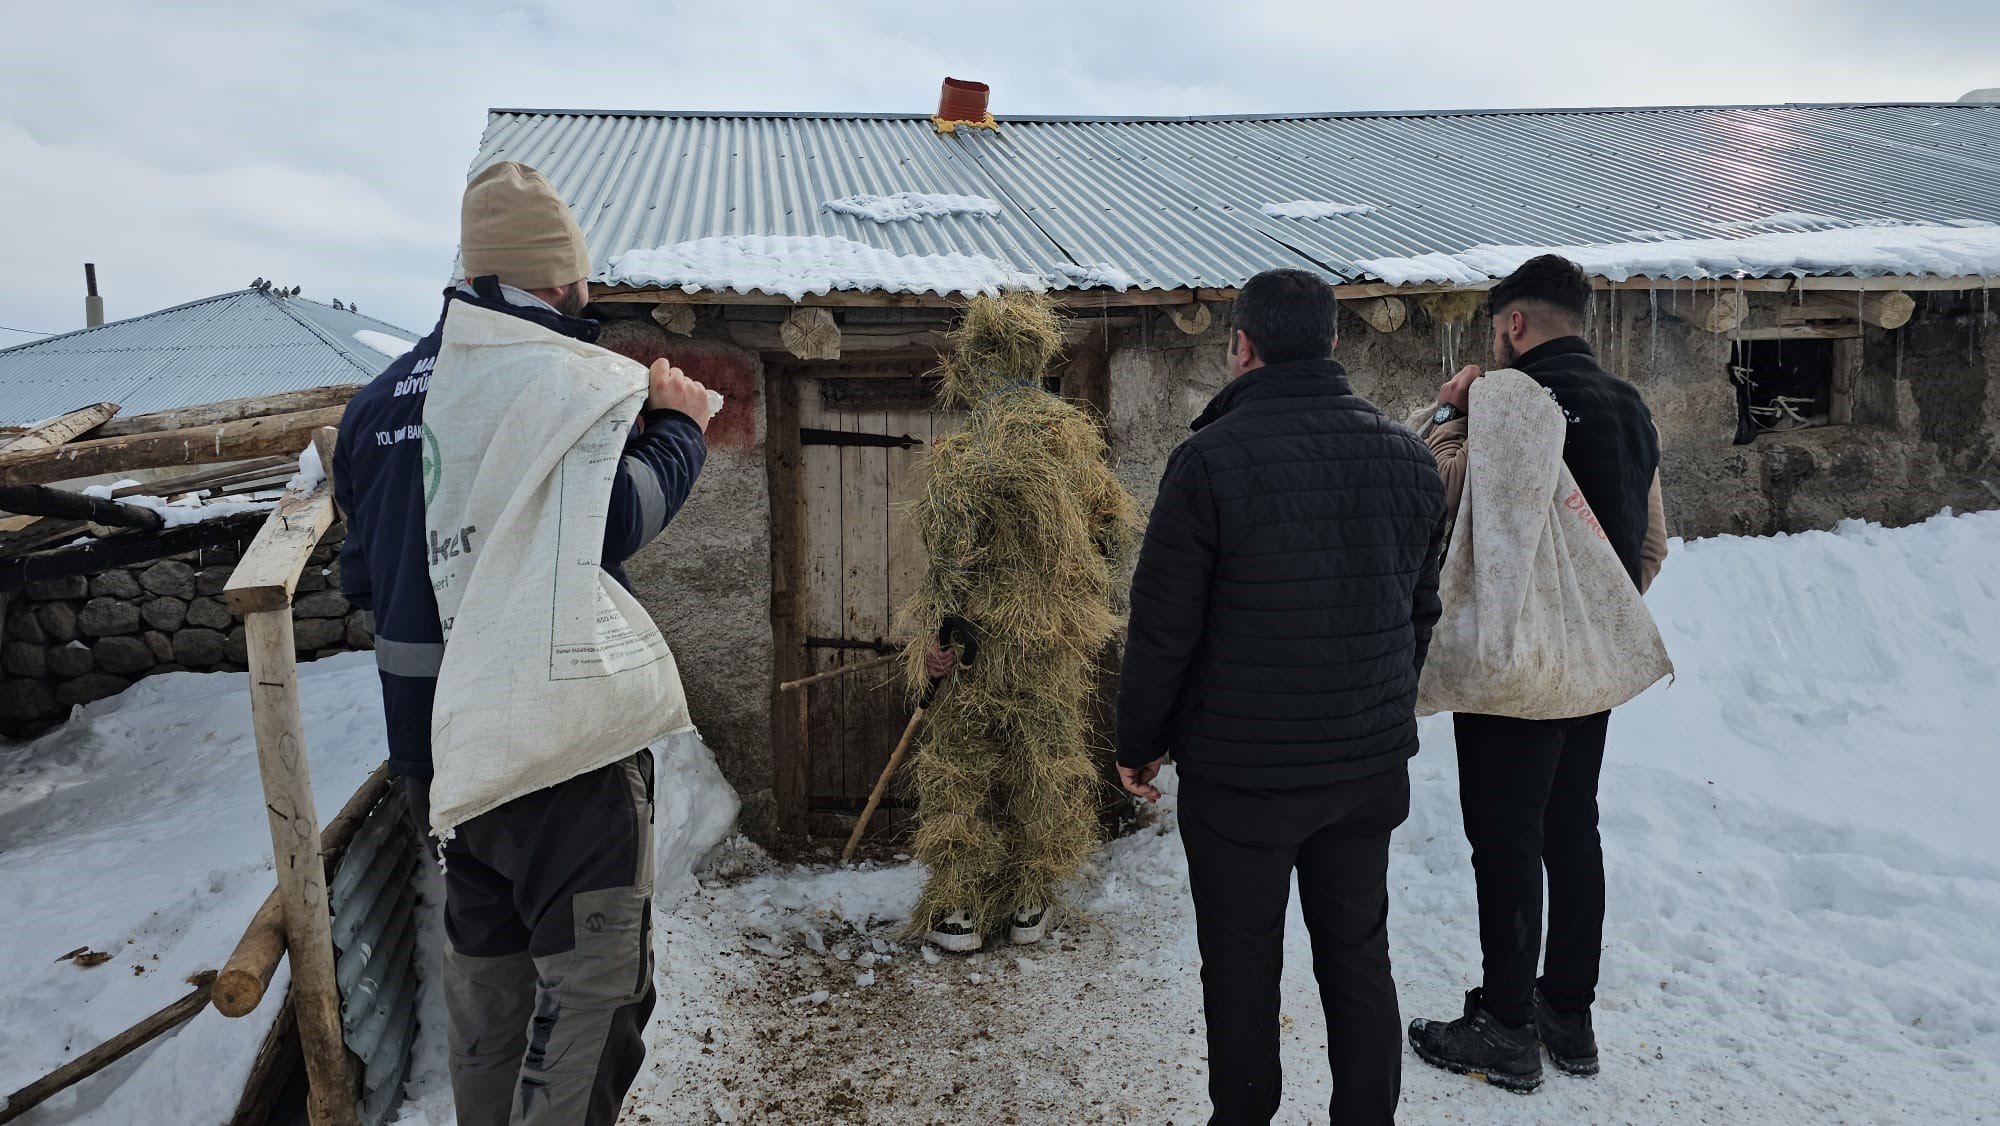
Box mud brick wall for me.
[0,529,371,737]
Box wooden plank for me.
[0,406,346,488]
[94,386,360,438]
[0,403,120,454]
[214,763,392,1018]
[108,457,294,499]
[764,373,811,838]
[0,512,267,595]
[242,608,358,1126]
[1829,338,1862,427]
[842,410,896,811]
[1730,323,1863,341]
[799,384,847,820]
[0,972,217,1124]
[1775,292,1915,329]
[223,491,336,614]
[1795,274,1997,292]
[0,485,166,531]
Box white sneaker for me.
[926,910,982,953]
[1009,905,1051,946]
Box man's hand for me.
[1437,364,1483,411]
[1119,757,1165,803]
[924,639,957,680]
[648,359,714,433]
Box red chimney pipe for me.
[937,77,990,123]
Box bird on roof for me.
[251,277,266,289]
[333,299,345,311]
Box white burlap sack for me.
[1417,369,1672,719]
[422,301,693,833]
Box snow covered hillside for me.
[625,510,2000,1125]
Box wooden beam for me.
[1666,290,1750,333]
[765,374,810,839]
[0,403,120,454]
[1165,301,1212,336]
[107,457,295,500]
[1731,323,1863,340]
[1795,274,1997,292]
[214,763,392,1019]
[0,406,346,488]
[1775,291,1915,329]
[222,491,337,614]
[0,972,218,1124]
[1346,295,1408,334]
[0,484,166,531]
[94,386,359,439]
[780,306,842,360]
[0,512,267,595]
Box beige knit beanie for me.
[460,162,590,290]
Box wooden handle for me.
[0,972,216,1124]
[840,707,925,864]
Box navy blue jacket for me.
[335,284,707,777]
[1116,358,1448,788]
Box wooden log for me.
[1347,295,1408,334]
[0,406,346,488]
[0,972,217,1124]
[241,605,359,1126]
[1775,291,1915,329]
[223,490,337,614]
[0,484,166,531]
[780,307,842,360]
[765,374,811,839]
[94,386,359,438]
[0,512,267,595]
[1165,301,1212,336]
[214,763,392,1018]
[778,650,903,693]
[1731,323,1862,341]
[650,304,696,336]
[0,403,120,455]
[1666,290,1750,333]
[108,457,295,500]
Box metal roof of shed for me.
[0,288,419,426]
[471,102,2000,296]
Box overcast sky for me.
[2,0,1995,344]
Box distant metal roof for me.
[471,102,2000,296]
[0,288,420,426]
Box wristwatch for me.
[1432,403,1465,425]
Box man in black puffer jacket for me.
[1118,268,1448,1125]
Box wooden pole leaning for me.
[222,445,358,1126]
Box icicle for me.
[1648,286,1659,365]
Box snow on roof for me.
[604,235,1048,300]
[1353,222,2000,287]
[354,329,416,357]
[1259,201,1378,219]
[821,192,1003,223]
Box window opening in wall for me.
[1730,339,1834,445]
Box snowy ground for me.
[4,511,1997,1124]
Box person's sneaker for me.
[1008,905,1052,946]
[1408,988,1543,1093]
[1534,989,1599,1076]
[925,910,981,953]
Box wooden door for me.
[796,377,957,840]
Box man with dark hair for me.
[1118,267,1448,1124]
[1408,253,1668,1093]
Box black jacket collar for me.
[1514,335,1595,371]
[439,276,602,344]
[1192,358,1353,432]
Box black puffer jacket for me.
[1116,358,1448,788]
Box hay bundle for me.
[901,292,1138,936]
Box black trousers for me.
[1178,766,1411,1126]
[1452,711,1609,1027]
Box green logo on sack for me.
[421,424,442,506]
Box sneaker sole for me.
[1410,1039,1542,1094]
[925,929,982,954]
[1009,914,1051,945]
[1546,1050,1599,1077]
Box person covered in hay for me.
[901,290,1139,952]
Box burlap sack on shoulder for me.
[1417,369,1672,719]
[422,301,692,834]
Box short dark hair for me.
[1231,268,1336,364]
[1488,254,1591,327]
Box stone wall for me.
[0,530,370,737]
[1108,292,2000,538]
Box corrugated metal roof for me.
[0,289,420,426]
[329,784,420,1126]
[471,102,2000,296]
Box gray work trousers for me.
[401,750,657,1126]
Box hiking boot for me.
[1008,905,1051,946]
[1535,989,1599,1076]
[925,910,981,953]
[1408,988,1543,1093]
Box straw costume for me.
[901,292,1139,947]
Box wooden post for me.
[766,373,811,838]
[224,468,356,1126]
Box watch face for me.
[1433,404,1457,424]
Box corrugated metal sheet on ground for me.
[0,289,421,426]
[328,784,421,1126]
[473,103,2000,295]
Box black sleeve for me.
[1115,444,1217,768]
[333,411,371,612]
[602,411,707,569]
[1411,505,1446,676]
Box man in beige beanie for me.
[336,160,714,1125]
